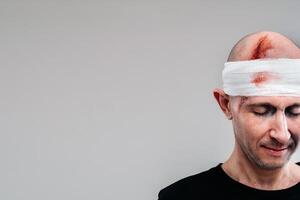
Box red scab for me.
[238,96,249,111]
[250,71,279,87]
[250,35,273,60]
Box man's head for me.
[227,31,300,61]
[214,31,300,170]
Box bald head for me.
[227,31,300,62]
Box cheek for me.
[233,114,269,141]
[287,119,300,135]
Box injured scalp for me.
[227,31,300,61]
[250,35,273,60]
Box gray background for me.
[1,1,300,199]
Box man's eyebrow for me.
[245,103,274,108]
[287,103,300,108]
[245,103,300,109]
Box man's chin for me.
[254,149,294,170]
[255,159,288,170]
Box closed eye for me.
[285,105,300,117]
[249,104,276,117]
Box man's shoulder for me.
[158,164,223,199]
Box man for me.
[158,31,300,199]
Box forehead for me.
[236,96,300,108]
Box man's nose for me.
[269,111,291,144]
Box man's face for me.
[230,96,300,170]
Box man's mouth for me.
[265,146,287,151]
[262,145,289,157]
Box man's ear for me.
[213,88,233,120]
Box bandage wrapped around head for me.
[222,58,300,96]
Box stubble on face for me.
[242,138,294,170]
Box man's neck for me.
[222,150,300,190]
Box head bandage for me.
[222,58,300,96]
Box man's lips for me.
[261,145,289,157]
[263,146,288,151]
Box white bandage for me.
[222,58,300,96]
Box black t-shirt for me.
[158,163,300,200]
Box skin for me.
[214,31,300,190]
